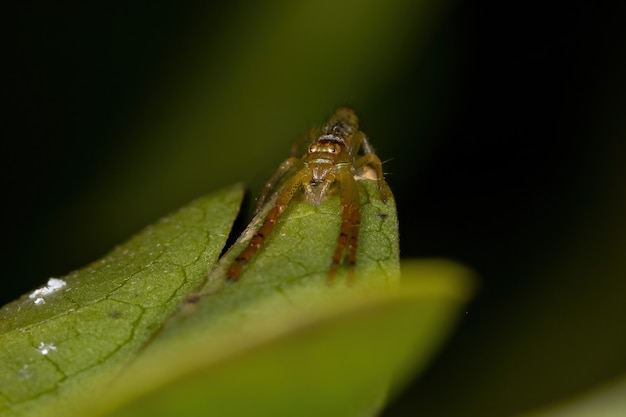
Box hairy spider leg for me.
[350,133,389,202]
[255,157,302,213]
[226,171,308,281]
[360,134,376,154]
[328,168,361,283]
[355,152,389,202]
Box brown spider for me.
[226,106,389,282]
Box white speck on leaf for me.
[37,342,57,355]
[29,278,67,300]
[34,297,45,305]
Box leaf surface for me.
[0,184,244,417]
[75,180,471,417]
[1,180,473,417]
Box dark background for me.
[4,2,625,417]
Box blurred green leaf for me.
[513,377,626,417]
[0,185,244,417]
[90,267,472,417]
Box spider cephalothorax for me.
[227,107,388,282]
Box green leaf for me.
[0,184,244,417]
[1,179,473,417]
[73,180,470,417]
[86,264,472,417]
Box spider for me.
[226,106,389,282]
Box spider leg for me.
[255,157,302,214]
[227,171,307,281]
[354,153,389,202]
[328,169,361,283]
[361,134,376,155]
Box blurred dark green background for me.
[4,1,625,417]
